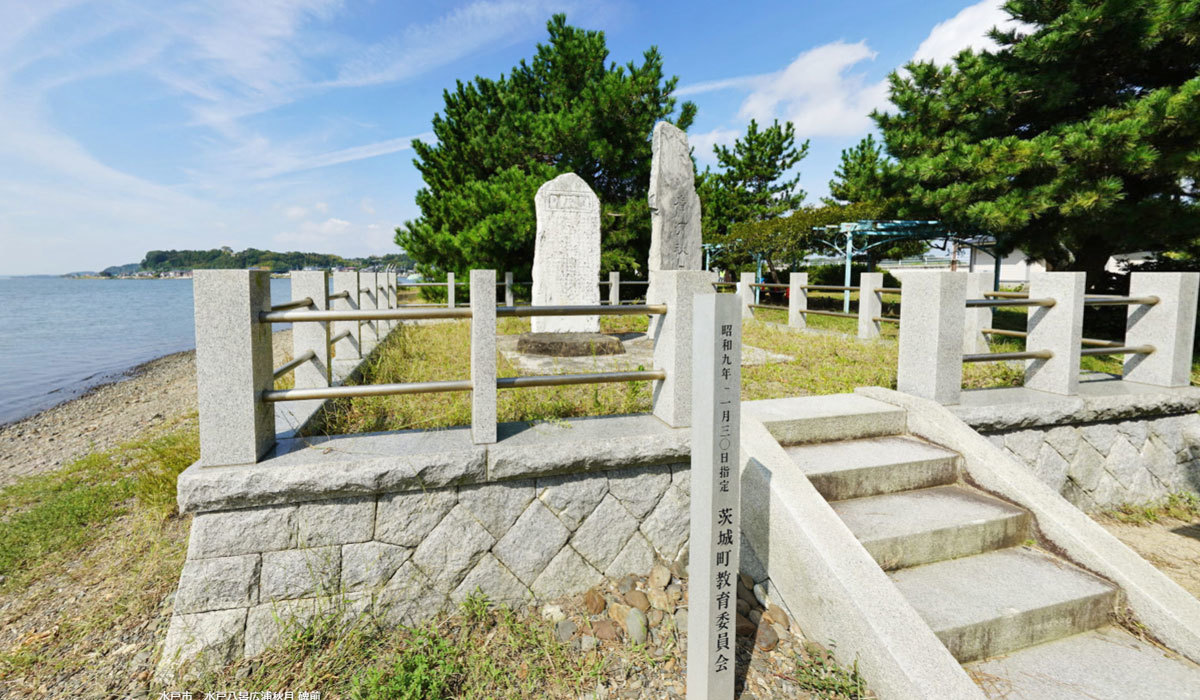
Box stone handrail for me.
[895,271,1198,405]
[737,271,900,339]
[192,268,715,466]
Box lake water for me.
[0,276,298,426]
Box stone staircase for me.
[777,397,1200,698]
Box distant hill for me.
[101,263,141,276]
[139,248,414,273]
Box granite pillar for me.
[1025,272,1085,396]
[1124,272,1200,387]
[897,272,966,404]
[193,270,275,465]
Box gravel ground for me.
[0,331,291,488]
[1100,517,1200,599]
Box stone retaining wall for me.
[159,449,695,677]
[950,379,1200,511]
[980,414,1200,510]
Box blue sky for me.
[0,0,1024,275]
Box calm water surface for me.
[0,276,296,425]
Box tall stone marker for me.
[649,121,703,272]
[688,293,741,699]
[531,172,601,333]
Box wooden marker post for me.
[688,292,741,699]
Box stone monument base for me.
[517,332,625,357]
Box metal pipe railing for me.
[272,350,315,379]
[262,308,472,323]
[264,368,667,402]
[329,329,351,345]
[496,304,666,318]
[966,298,1056,308]
[803,285,859,291]
[963,349,1053,363]
[1084,295,1160,306]
[749,304,786,310]
[875,287,902,294]
[873,315,900,323]
[264,379,473,402]
[982,327,1126,348]
[328,290,351,300]
[1082,337,1125,348]
[749,283,788,289]
[983,291,1029,299]
[1079,345,1155,357]
[497,369,665,389]
[270,297,314,312]
[804,309,857,319]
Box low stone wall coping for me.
[951,375,1200,432]
[178,414,689,514]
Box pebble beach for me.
[0,331,291,488]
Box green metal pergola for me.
[809,220,1002,311]
[703,220,1005,312]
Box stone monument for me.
[647,122,705,341]
[648,121,703,273]
[531,172,602,334]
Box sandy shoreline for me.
[0,330,291,488]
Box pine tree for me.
[827,134,890,206]
[699,119,809,278]
[875,0,1200,280]
[395,15,695,281]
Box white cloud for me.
[275,216,352,247]
[328,0,576,88]
[736,41,888,138]
[0,1,554,272]
[688,128,741,165]
[314,202,329,214]
[248,133,434,179]
[360,197,376,215]
[679,1,1029,148]
[364,223,396,252]
[913,0,1030,65]
[674,74,765,98]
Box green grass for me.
[184,591,871,699]
[191,593,609,699]
[0,415,197,587]
[0,417,197,690]
[309,319,655,435]
[791,643,871,699]
[308,303,1040,436]
[1103,492,1200,525]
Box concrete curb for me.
[178,414,690,513]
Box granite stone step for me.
[889,546,1120,663]
[965,626,1200,699]
[832,485,1030,570]
[745,394,906,445]
[785,435,959,501]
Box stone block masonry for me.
[158,415,700,679]
[951,379,1200,510]
[982,414,1200,510]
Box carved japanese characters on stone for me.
[532,173,601,333]
[648,121,702,272]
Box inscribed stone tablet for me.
[532,173,601,333]
[648,121,703,272]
